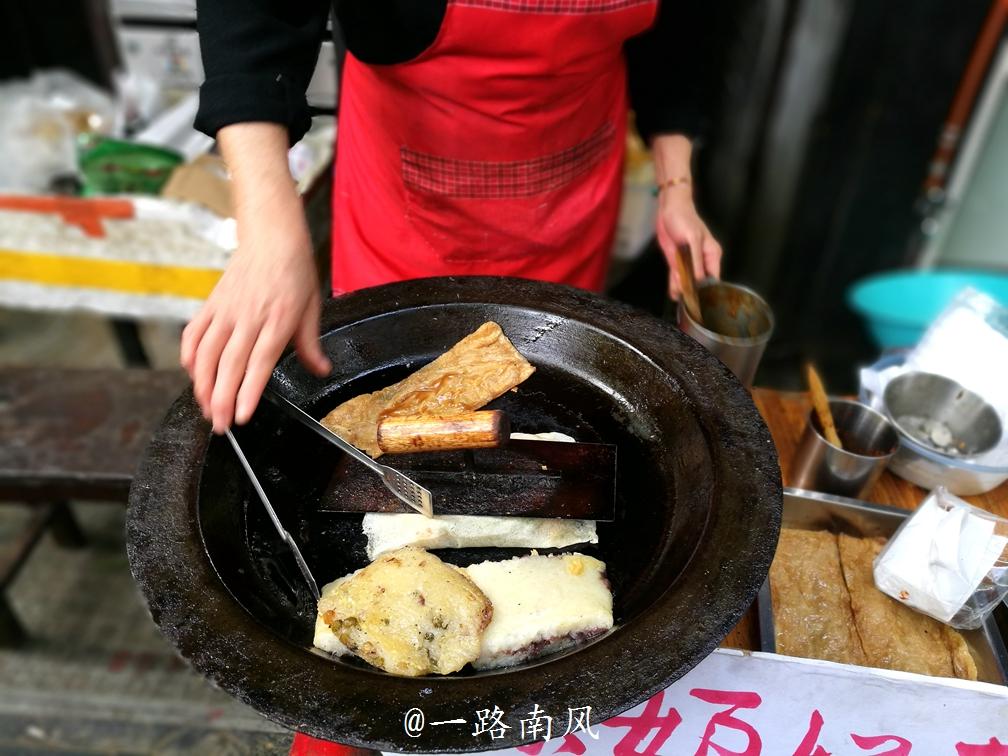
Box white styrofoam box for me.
[111,0,196,21]
[118,28,337,110]
[307,41,339,109]
[118,27,204,94]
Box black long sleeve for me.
[625,2,725,143]
[194,0,720,146]
[194,0,330,144]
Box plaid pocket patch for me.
[452,0,652,13]
[401,122,615,199]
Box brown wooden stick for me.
[677,243,704,326]
[377,410,510,454]
[805,363,843,449]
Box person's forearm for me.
[217,122,306,249]
[182,121,327,431]
[651,134,694,189]
[650,132,722,294]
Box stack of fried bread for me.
[770,529,977,680]
[312,322,612,676]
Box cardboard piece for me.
[160,154,232,218]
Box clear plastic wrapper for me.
[0,69,117,193]
[874,487,1008,630]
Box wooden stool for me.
[0,368,188,645]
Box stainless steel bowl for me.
[860,358,1008,495]
[883,372,1002,458]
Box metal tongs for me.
[263,389,433,517]
[225,429,321,601]
[224,392,435,600]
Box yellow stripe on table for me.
[0,249,222,299]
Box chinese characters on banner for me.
[391,649,1008,755]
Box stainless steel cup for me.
[677,281,774,387]
[791,399,899,498]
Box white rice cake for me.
[463,552,613,670]
[362,431,596,560]
[362,513,597,560]
[313,577,350,656]
[508,432,575,443]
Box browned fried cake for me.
[314,547,493,676]
[321,321,535,457]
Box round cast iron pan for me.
[127,277,781,752]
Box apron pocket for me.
[401,122,615,263]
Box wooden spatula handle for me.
[805,363,843,449]
[676,243,704,326]
[377,410,510,454]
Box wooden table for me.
[721,388,1008,650]
[0,368,189,502]
[0,368,188,644]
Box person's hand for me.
[650,134,723,299]
[181,218,330,432]
[656,184,722,299]
[179,122,330,433]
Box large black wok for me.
[126,277,781,752]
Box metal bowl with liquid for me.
[883,372,1002,458]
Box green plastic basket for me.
[79,138,184,195]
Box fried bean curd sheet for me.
[837,534,977,681]
[321,322,535,457]
[946,622,979,681]
[769,529,867,665]
[770,529,978,681]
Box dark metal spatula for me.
[319,411,618,521]
[264,388,434,517]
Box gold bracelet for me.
[654,176,691,196]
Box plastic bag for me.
[874,487,1008,629]
[0,69,116,193]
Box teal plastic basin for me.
[847,269,1008,349]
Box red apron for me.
[301,3,655,753]
[330,0,658,295]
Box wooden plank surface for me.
[0,368,188,501]
[720,388,1008,651]
[752,389,1008,516]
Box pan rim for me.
[127,276,781,752]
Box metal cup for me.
[677,281,774,387]
[791,399,899,498]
